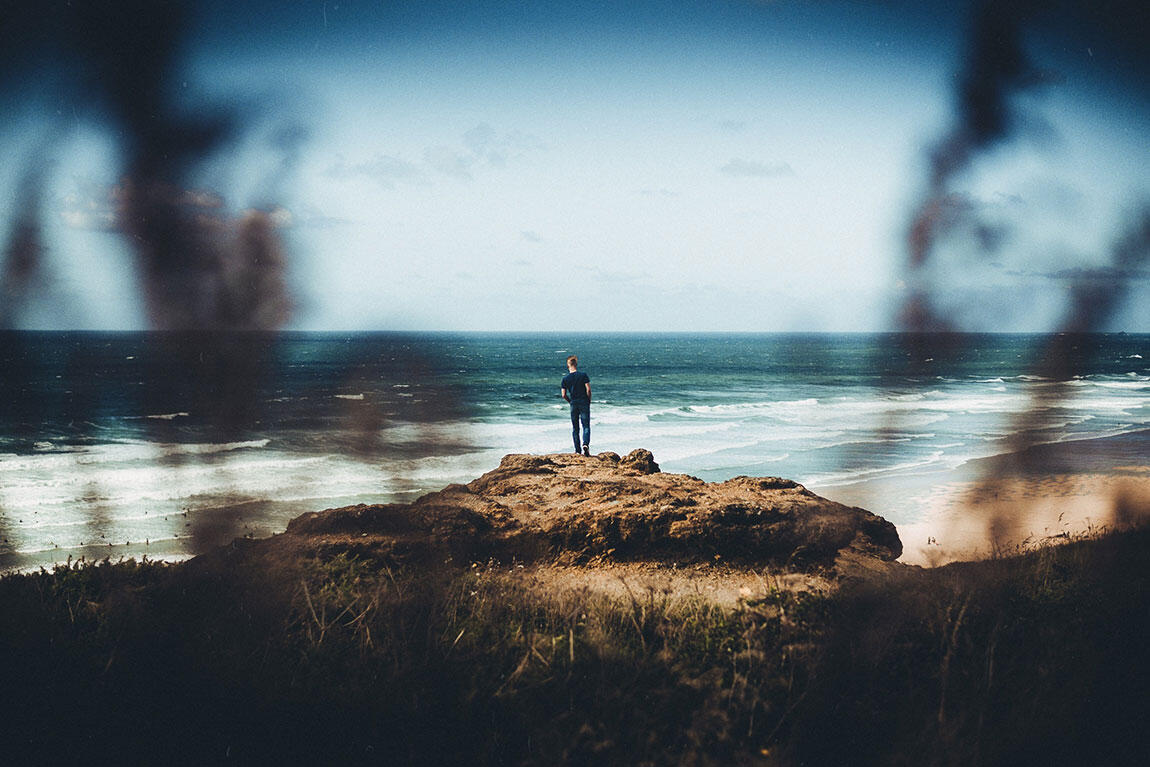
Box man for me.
[560,355,591,456]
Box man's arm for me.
[584,382,591,402]
[561,387,569,402]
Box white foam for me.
[1068,395,1147,411]
[803,451,950,488]
[685,398,819,416]
[1089,381,1149,390]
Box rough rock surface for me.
[285,449,901,574]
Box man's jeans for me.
[570,400,590,451]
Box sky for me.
[1,0,1148,331]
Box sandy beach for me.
[822,429,1150,566]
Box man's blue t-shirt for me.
[562,371,590,402]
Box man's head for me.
[566,355,578,371]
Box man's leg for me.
[570,404,581,452]
[580,402,591,452]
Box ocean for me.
[2,332,1147,570]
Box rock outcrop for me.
[284,449,901,574]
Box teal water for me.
[2,332,1148,569]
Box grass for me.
[2,526,1149,765]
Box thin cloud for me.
[520,230,542,243]
[423,145,475,180]
[324,154,424,188]
[328,125,544,188]
[903,191,1021,259]
[462,123,546,168]
[578,267,650,284]
[291,204,351,229]
[719,158,793,178]
[1009,266,1150,282]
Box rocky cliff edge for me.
[282,449,901,577]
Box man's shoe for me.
[582,445,590,456]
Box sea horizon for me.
[5,329,1147,336]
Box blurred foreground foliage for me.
[1,526,1149,766]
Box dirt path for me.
[512,561,832,608]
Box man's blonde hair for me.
[566,355,578,368]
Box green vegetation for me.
[2,527,1149,765]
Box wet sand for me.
[821,430,1150,566]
